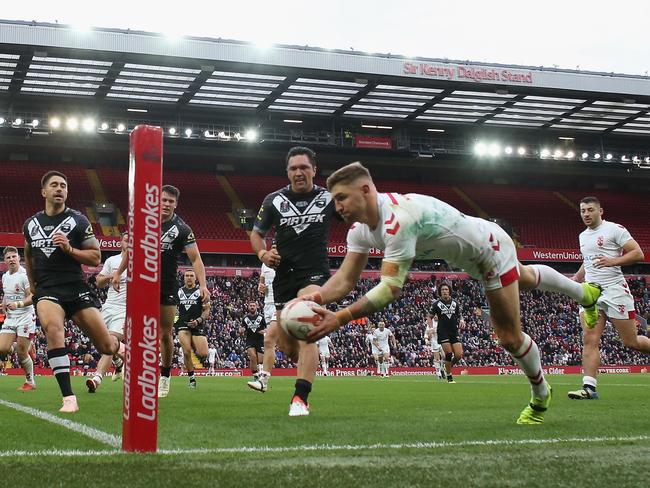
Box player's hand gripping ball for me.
[280,300,320,340]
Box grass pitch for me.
[1,373,649,487]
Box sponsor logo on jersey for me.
[178,288,201,310]
[161,224,179,251]
[244,315,264,331]
[437,300,457,319]
[273,191,331,235]
[295,200,308,208]
[27,216,78,258]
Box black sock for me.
[48,348,74,397]
[293,379,312,403]
[584,384,596,392]
[161,366,171,378]
[188,370,195,382]
[447,374,454,382]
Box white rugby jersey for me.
[347,193,504,280]
[260,263,276,305]
[100,254,127,309]
[208,347,217,361]
[373,328,393,348]
[426,318,438,343]
[316,336,332,352]
[1,266,34,318]
[579,220,633,287]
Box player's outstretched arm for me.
[304,252,368,305]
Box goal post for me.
[122,125,163,452]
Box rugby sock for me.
[530,265,584,302]
[20,356,34,383]
[385,362,390,376]
[188,370,196,383]
[293,379,312,404]
[160,366,171,378]
[509,333,548,399]
[447,374,454,382]
[48,348,73,397]
[583,375,597,392]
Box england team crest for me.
[596,236,604,247]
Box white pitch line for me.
[1,434,649,458]
[0,399,121,448]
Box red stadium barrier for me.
[121,125,162,453]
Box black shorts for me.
[34,282,101,319]
[161,283,179,306]
[174,321,206,337]
[245,334,264,353]
[438,324,460,345]
[273,268,329,308]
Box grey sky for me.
[2,0,649,75]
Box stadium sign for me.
[403,62,533,84]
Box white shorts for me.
[319,347,330,358]
[372,344,390,356]
[581,280,636,321]
[1,313,36,338]
[102,306,126,335]
[461,220,520,291]
[208,357,216,365]
[430,340,442,353]
[264,303,277,324]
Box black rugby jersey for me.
[23,207,96,289]
[430,299,462,330]
[161,214,196,288]
[176,285,203,324]
[243,313,265,341]
[253,185,333,271]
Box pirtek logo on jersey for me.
[279,214,325,227]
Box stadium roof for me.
[1,20,650,137]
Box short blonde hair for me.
[326,162,371,190]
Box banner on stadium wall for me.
[6,365,649,376]
[354,135,393,149]
[403,62,533,84]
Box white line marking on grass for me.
[3,434,649,457]
[0,399,121,448]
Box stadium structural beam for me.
[333,80,378,118]
[602,107,650,134]
[475,94,525,125]
[402,88,454,123]
[95,61,125,100]
[540,100,595,129]
[256,75,298,113]
[177,66,214,106]
[7,52,33,105]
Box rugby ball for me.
[280,300,320,340]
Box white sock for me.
[583,375,597,389]
[531,265,584,302]
[385,363,390,376]
[377,364,381,374]
[20,357,34,383]
[509,333,548,398]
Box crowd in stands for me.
[1,272,649,372]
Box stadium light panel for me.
[474,142,487,156]
[66,117,79,131]
[427,128,445,132]
[566,151,575,159]
[31,119,39,127]
[168,127,177,136]
[594,153,601,159]
[99,122,109,131]
[184,128,193,137]
[621,155,629,162]
[283,119,303,124]
[377,125,393,130]
[50,117,61,129]
[245,129,258,141]
[488,143,501,157]
[605,153,613,160]
[12,118,23,126]
[116,123,126,132]
[82,118,96,132]
[0,117,4,125]
[204,130,212,138]
[504,146,513,155]
[581,152,589,159]
[517,146,526,156]
[645,157,650,163]
[553,149,563,158]
[540,148,551,158]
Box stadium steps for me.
[554,191,578,211]
[452,187,490,219]
[192,353,203,369]
[86,169,121,236]
[218,175,250,236]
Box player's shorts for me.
[245,334,264,353]
[174,321,206,337]
[319,347,330,358]
[264,303,277,323]
[161,282,179,306]
[438,324,460,345]
[33,282,101,318]
[101,305,126,335]
[460,220,519,291]
[208,357,216,365]
[372,344,390,356]
[0,313,36,338]
[580,280,636,321]
[429,339,442,352]
[273,267,330,308]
